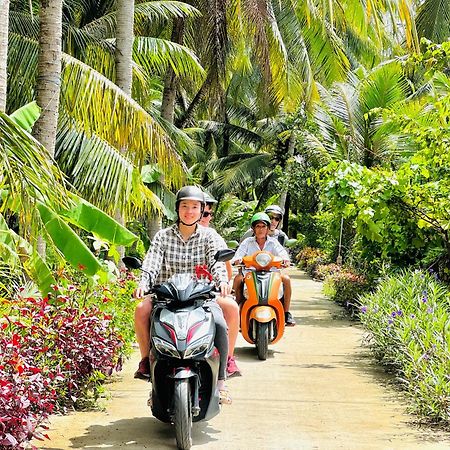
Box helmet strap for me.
[178,218,200,227]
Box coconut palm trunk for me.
[0,0,9,112]
[115,0,135,260]
[161,18,185,122]
[115,0,134,96]
[32,0,63,257]
[33,0,62,157]
[279,131,296,231]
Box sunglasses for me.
[269,215,281,222]
[202,211,213,218]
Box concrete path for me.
[37,269,450,449]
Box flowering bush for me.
[358,270,450,423]
[311,263,342,281]
[0,283,127,448]
[295,247,329,276]
[323,268,370,313]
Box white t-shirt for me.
[232,236,289,264]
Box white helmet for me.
[265,205,284,218]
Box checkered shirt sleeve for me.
[138,224,228,291]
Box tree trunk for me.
[161,18,184,122]
[33,0,63,257]
[279,131,296,229]
[115,0,134,96]
[0,0,9,112]
[176,78,208,128]
[152,17,185,239]
[33,0,62,158]
[115,0,135,262]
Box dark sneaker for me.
[285,311,296,327]
[134,357,150,380]
[226,356,242,378]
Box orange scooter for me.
[238,251,286,360]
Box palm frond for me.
[0,113,68,213]
[60,54,185,187]
[9,10,39,38]
[416,0,450,42]
[199,120,263,148]
[208,152,272,195]
[134,36,205,82]
[6,33,38,113]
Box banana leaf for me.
[23,251,57,298]
[0,213,56,296]
[37,203,102,276]
[9,101,41,132]
[59,194,137,246]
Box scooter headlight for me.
[183,336,212,359]
[255,309,272,320]
[255,253,272,267]
[152,336,180,358]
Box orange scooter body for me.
[239,251,285,347]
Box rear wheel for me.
[256,322,269,360]
[174,379,192,450]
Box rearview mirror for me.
[214,249,235,262]
[122,256,142,269]
[285,239,298,248]
[226,240,239,249]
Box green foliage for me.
[295,246,330,276]
[322,267,370,313]
[359,270,450,422]
[404,40,450,85]
[320,147,450,275]
[213,194,257,241]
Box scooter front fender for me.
[168,367,196,380]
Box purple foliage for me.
[0,293,124,448]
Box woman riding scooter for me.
[232,213,296,326]
[133,185,233,403]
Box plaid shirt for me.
[138,223,228,290]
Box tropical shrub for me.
[0,276,133,448]
[323,268,370,313]
[0,331,56,449]
[359,270,450,422]
[295,247,329,276]
[312,263,342,281]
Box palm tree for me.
[7,0,192,218]
[32,0,62,257]
[306,62,412,168]
[115,0,134,97]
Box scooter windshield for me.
[166,273,212,302]
[168,273,193,290]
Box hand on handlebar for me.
[219,281,231,297]
[133,287,150,299]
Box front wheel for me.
[256,322,269,360]
[174,379,192,450]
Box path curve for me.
[37,269,450,449]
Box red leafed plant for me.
[0,291,125,448]
[0,332,56,449]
